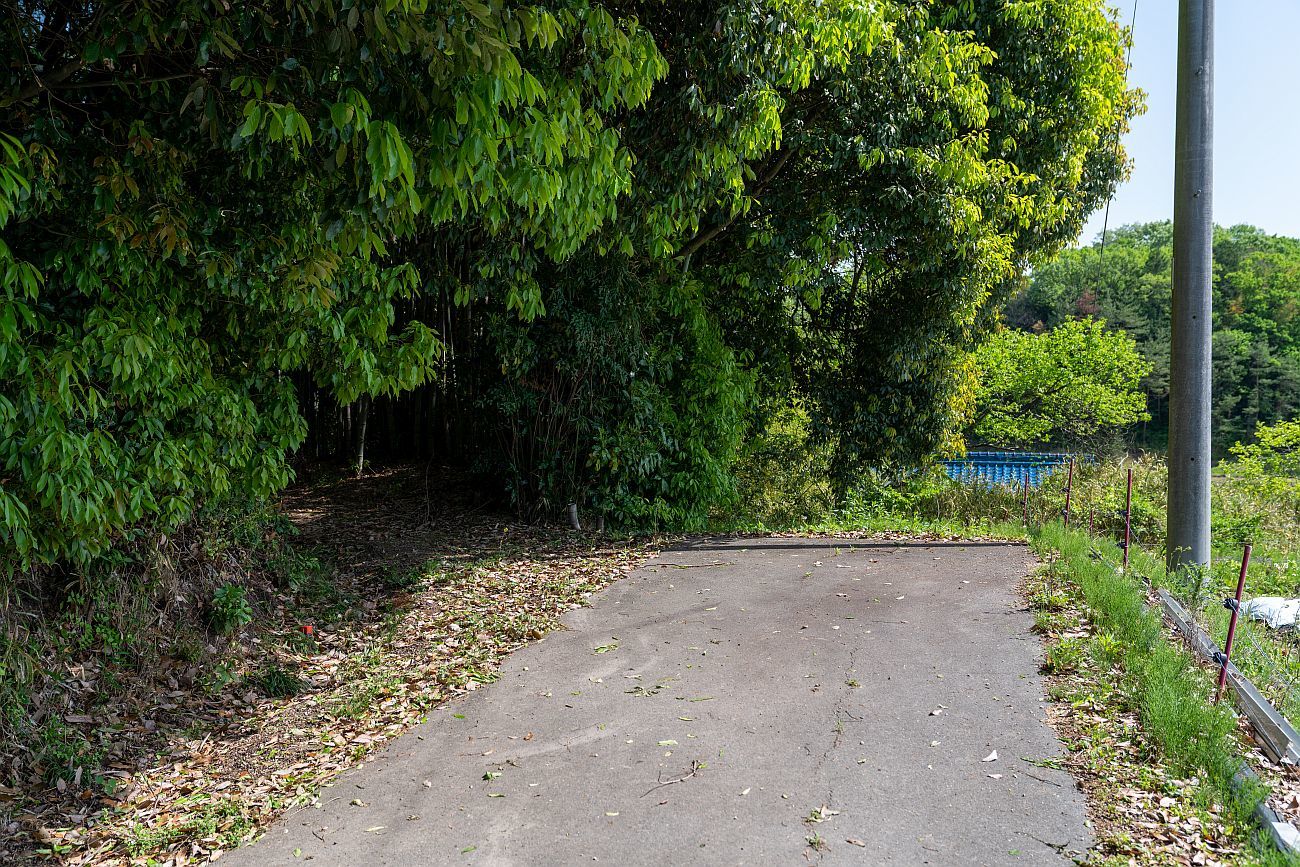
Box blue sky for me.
[1078,0,1300,244]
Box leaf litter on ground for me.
[1,466,655,865]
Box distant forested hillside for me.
[1010,223,1300,454]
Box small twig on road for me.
[656,562,735,569]
[1020,770,1063,787]
[1027,834,1070,853]
[641,760,704,796]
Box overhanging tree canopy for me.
[1,0,1137,567]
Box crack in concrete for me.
[224,539,1091,867]
[804,644,862,862]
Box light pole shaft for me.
[1168,0,1214,571]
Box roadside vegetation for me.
[0,469,651,864]
[1024,533,1275,865]
[6,1,1300,864]
[1028,526,1279,865]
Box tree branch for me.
[968,376,1073,434]
[8,57,85,105]
[676,145,797,266]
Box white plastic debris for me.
[1242,597,1300,629]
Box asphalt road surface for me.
[227,536,1090,866]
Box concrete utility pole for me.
[1167,0,1214,571]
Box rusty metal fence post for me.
[1022,470,1030,526]
[1216,544,1253,703]
[1063,458,1075,527]
[1122,468,1133,574]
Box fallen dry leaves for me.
[0,466,656,865]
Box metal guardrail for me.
[1157,589,1300,765]
[1156,588,1300,855]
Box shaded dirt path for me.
[227,536,1089,866]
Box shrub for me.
[209,585,253,635]
[728,402,836,528]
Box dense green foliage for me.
[2,0,1135,569]
[1223,418,1300,542]
[970,317,1150,448]
[1,0,667,567]
[1011,222,1300,453]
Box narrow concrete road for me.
[230,537,1089,866]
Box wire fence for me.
[935,451,1299,723]
[1040,462,1300,725]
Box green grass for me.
[1030,524,1294,865]
[1029,567,1250,864]
[122,796,255,857]
[248,663,305,698]
[1043,636,1086,674]
[1153,546,1300,724]
[711,503,1025,540]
